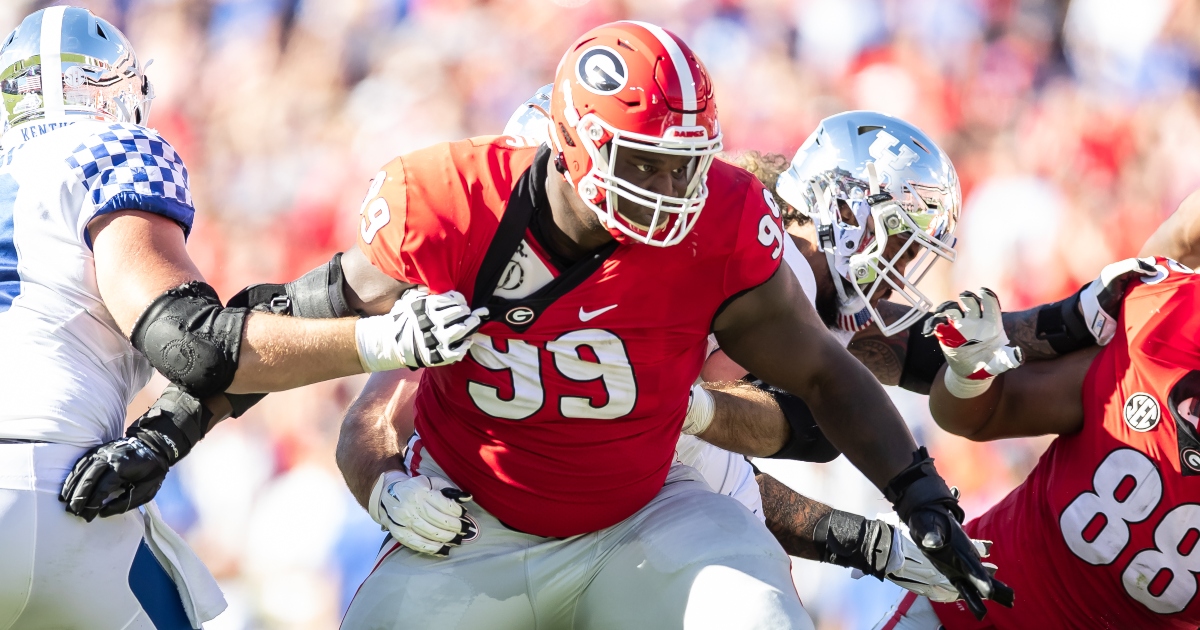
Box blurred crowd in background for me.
[6,0,1200,627]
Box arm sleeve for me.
[68,124,195,247]
[355,154,466,293]
[722,180,785,299]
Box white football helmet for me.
[776,111,960,336]
[502,83,552,145]
[0,7,154,132]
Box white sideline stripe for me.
[40,6,66,120]
[628,21,698,126]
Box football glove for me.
[61,385,211,521]
[924,288,1024,399]
[851,515,997,604]
[369,470,478,557]
[1078,257,1158,346]
[885,447,1013,620]
[355,287,487,372]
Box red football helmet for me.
[549,21,722,247]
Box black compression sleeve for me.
[898,312,947,395]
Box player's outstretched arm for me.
[91,211,365,392]
[713,266,1012,618]
[929,348,1095,441]
[713,266,916,487]
[758,473,991,603]
[1141,189,1200,268]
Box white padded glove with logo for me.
[923,288,1024,399]
[368,470,477,557]
[355,287,487,372]
[863,517,996,603]
[1078,257,1158,346]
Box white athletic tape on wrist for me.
[682,384,715,435]
[355,315,404,372]
[943,367,994,399]
[368,469,411,527]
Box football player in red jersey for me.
[334,21,1007,629]
[874,195,1200,628]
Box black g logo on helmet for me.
[576,46,628,95]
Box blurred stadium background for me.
[5,0,1199,627]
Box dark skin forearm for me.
[695,381,788,457]
[757,472,833,561]
[337,369,415,507]
[929,346,1096,441]
[714,267,917,489]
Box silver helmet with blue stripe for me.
[0,6,153,131]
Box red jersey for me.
[357,137,783,537]
[934,259,1200,629]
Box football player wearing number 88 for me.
[874,194,1200,628]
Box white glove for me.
[368,470,477,556]
[1078,257,1158,346]
[355,287,488,372]
[853,516,996,604]
[923,288,1024,399]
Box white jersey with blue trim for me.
[0,119,194,446]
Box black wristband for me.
[754,380,841,463]
[883,446,964,523]
[1035,285,1094,355]
[126,385,213,465]
[813,509,892,579]
[898,312,947,395]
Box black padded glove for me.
[60,385,211,521]
[884,447,1014,619]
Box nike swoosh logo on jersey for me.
[579,304,618,322]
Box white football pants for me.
[0,442,193,630]
[342,451,814,630]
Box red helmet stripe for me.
[625,21,699,126]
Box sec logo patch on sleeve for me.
[1124,392,1161,432]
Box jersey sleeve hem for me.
[81,192,196,249]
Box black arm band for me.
[883,446,964,523]
[1035,284,1094,355]
[126,384,213,465]
[755,381,841,463]
[813,509,892,579]
[130,281,246,399]
[227,252,357,318]
[898,313,947,395]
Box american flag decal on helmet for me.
[838,307,873,332]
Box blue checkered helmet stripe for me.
[66,123,194,244]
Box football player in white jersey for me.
[0,7,490,628]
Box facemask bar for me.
[846,163,958,335]
[574,112,722,247]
